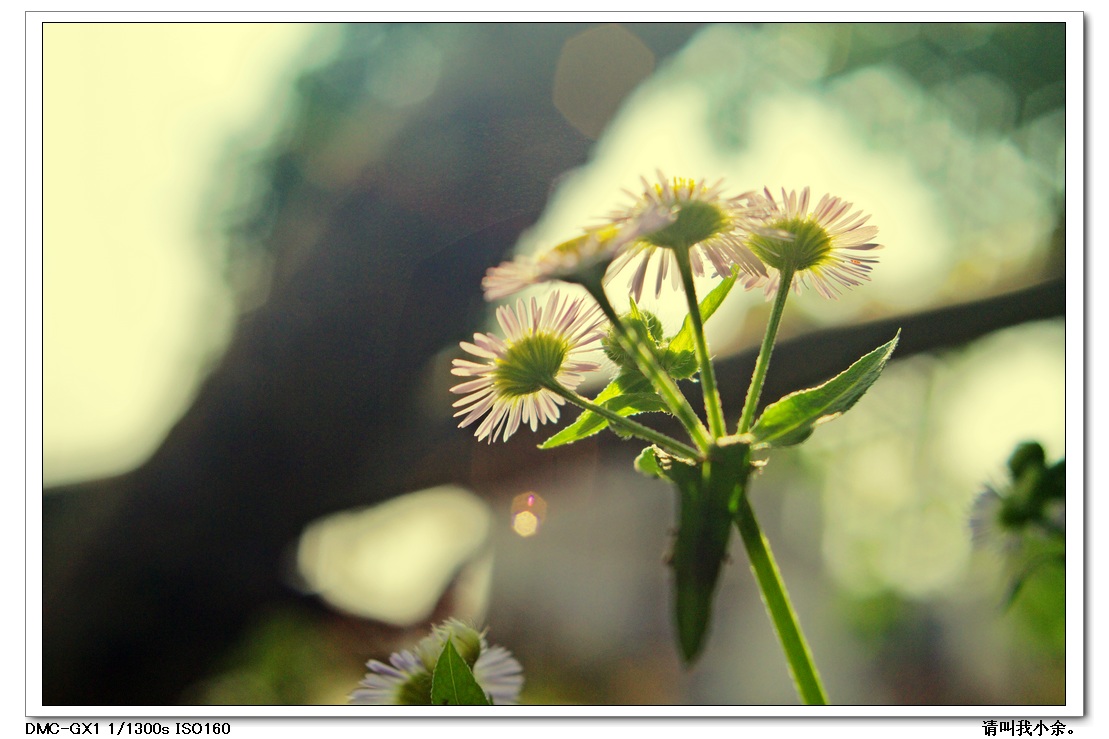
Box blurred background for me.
[41,21,1068,706]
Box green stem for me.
[584,283,714,454]
[546,383,699,461]
[734,488,828,705]
[673,249,727,439]
[730,265,825,703]
[737,266,795,434]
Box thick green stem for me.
[546,383,699,461]
[737,266,795,434]
[730,265,825,703]
[673,249,727,439]
[734,488,828,705]
[584,284,714,454]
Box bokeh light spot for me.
[296,486,493,625]
[511,492,548,538]
[366,30,443,108]
[553,24,655,140]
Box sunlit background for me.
[41,21,1071,707]
[43,23,327,485]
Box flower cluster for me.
[451,173,882,444]
[434,173,890,703]
[350,619,524,706]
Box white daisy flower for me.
[451,290,606,443]
[349,646,431,706]
[350,619,524,705]
[744,187,882,299]
[471,644,526,705]
[604,172,768,302]
[481,204,676,301]
[969,484,1013,551]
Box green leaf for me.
[750,331,900,449]
[430,638,491,706]
[539,373,661,448]
[667,440,750,664]
[540,378,624,448]
[634,446,666,479]
[669,268,739,354]
[604,392,669,414]
[661,348,698,380]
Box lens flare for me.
[511,492,548,537]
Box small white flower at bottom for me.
[350,620,524,706]
[349,648,428,705]
[472,644,525,705]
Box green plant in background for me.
[449,173,897,705]
[971,441,1065,609]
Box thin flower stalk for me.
[737,264,795,434]
[546,382,700,461]
[672,247,727,439]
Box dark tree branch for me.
[714,278,1066,419]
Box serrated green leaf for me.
[539,377,625,448]
[430,638,491,706]
[750,331,900,449]
[669,268,739,354]
[604,392,669,414]
[627,295,644,320]
[538,374,660,448]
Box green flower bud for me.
[602,309,665,371]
